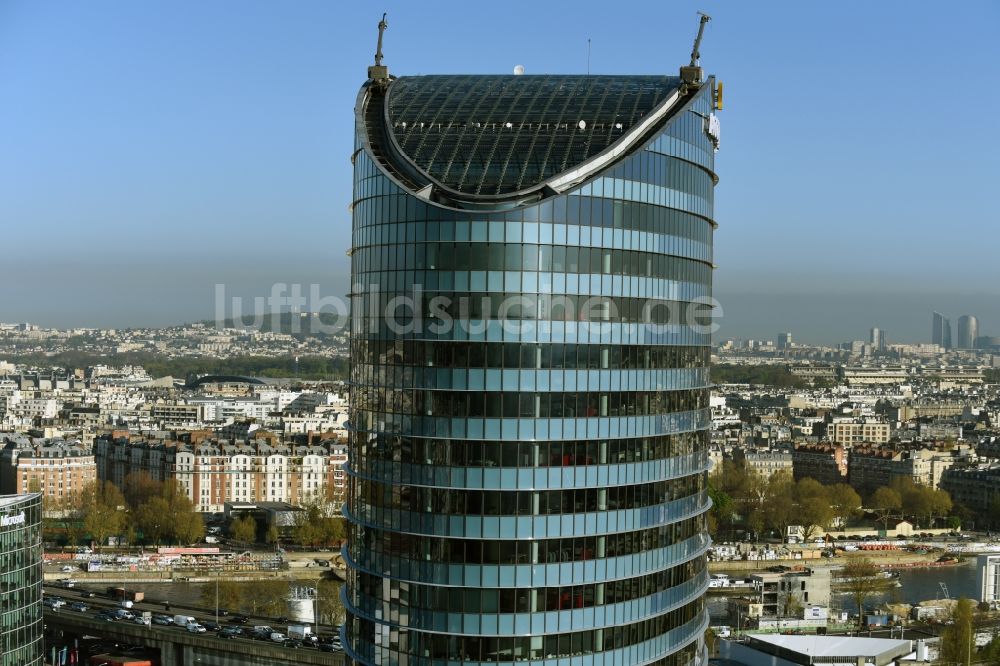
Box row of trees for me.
[709,461,863,540]
[709,460,958,540]
[200,578,345,626]
[291,498,347,549]
[868,476,954,530]
[47,473,204,549]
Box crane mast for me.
[679,13,711,89]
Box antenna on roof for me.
[679,12,711,89]
[587,38,591,75]
[368,13,390,86]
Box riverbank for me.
[709,549,944,573]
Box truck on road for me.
[288,625,313,640]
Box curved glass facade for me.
[0,493,43,666]
[346,71,717,666]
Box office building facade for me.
[957,315,979,350]
[931,312,951,349]
[0,493,43,666]
[344,35,719,666]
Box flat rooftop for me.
[745,634,913,665]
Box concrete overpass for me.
[44,611,344,666]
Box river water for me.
[708,559,981,620]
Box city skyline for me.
[2,1,999,340]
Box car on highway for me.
[269,632,287,643]
[186,623,207,633]
[94,611,115,622]
[60,565,76,573]
[218,626,241,639]
[133,615,151,626]
[68,602,89,613]
[152,615,173,625]
[202,621,222,632]
[228,614,249,624]
[319,641,344,653]
[283,638,302,649]
[79,590,96,598]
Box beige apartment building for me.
[828,420,891,445]
[0,436,97,505]
[94,434,347,512]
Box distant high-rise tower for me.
[932,312,952,349]
[777,332,792,350]
[870,327,885,352]
[957,315,979,350]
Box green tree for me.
[265,523,280,546]
[938,597,974,666]
[925,488,953,529]
[242,579,288,616]
[133,496,172,545]
[870,487,902,530]
[839,558,892,627]
[168,491,205,545]
[796,478,834,537]
[292,497,345,548]
[201,579,245,614]
[827,484,862,529]
[230,515,257,544]
[763,471,798,539]
[316,579,346,628]
[80,481,127,551]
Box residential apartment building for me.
[940,464,1000,514]
[738,451,793,479]
[94,434,348,512]
[848,445,964,494]
[828,420,891,445]
[0,436,97,504]
[791,443,847,485]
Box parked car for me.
[60,565,76,573]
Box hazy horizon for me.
[2,1,998,346]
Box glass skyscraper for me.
[345,47,720,666]
[0,493,43,666]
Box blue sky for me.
[1,1,998,343]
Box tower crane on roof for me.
[368,13,390,85]
[679,12,711,89]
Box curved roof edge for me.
[357,75,700,211]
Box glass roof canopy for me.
[383,75,681,197]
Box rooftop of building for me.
[743,634,913,664]
[383,74,682,196]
